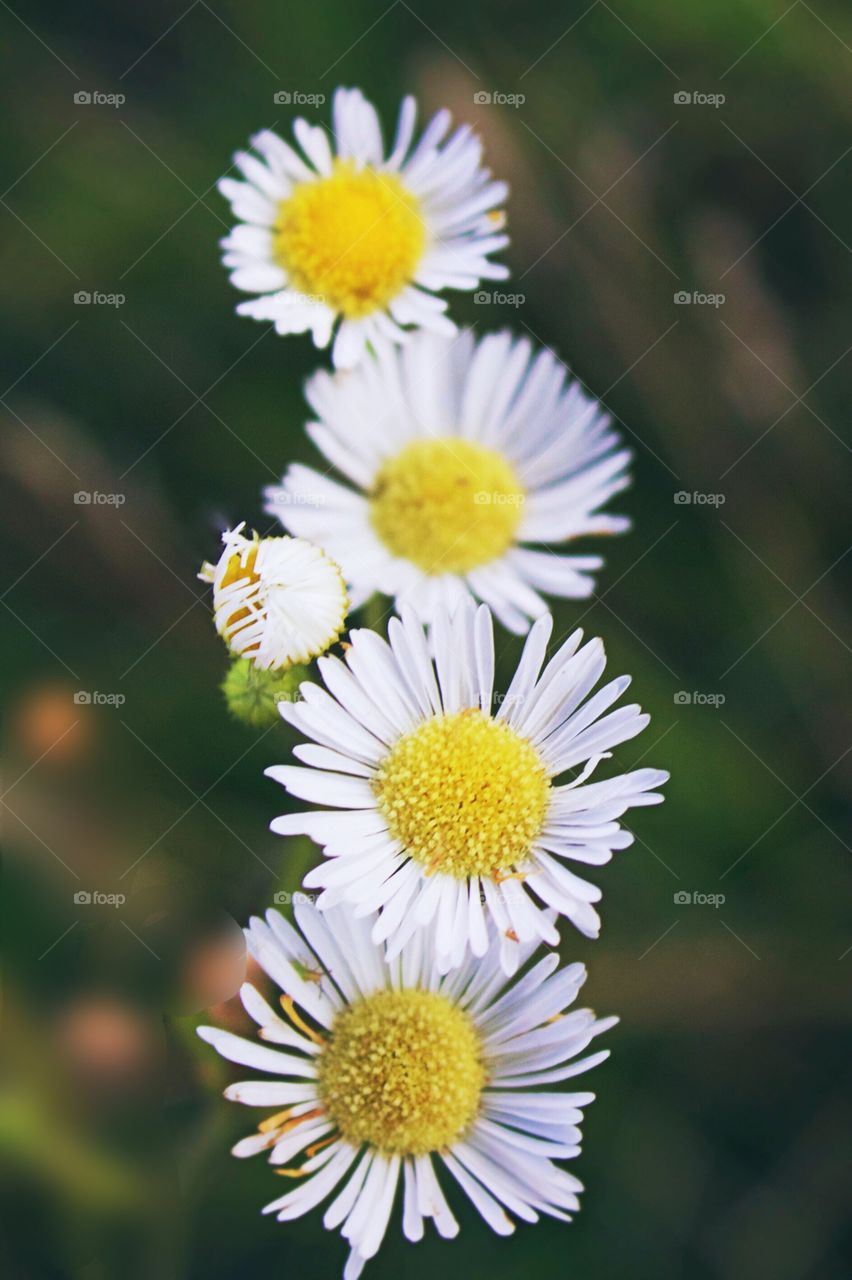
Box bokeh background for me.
[2,2,851,1277]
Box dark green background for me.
[2,2,851,1278]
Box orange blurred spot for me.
[208,955,263,1031]
[57,997,156,1083]
[16,684,90,762]
[179,929,246,1015]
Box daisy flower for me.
[267,602,668,971]
[197,900,616,1279]
[218,87,509,368]
[266,329,631,634]
[199,525,348,671]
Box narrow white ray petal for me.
[402,1158,424,1241]
[341,1152,390,1247]
[270,1119,333,1165]
[452,1140,541,1221]
[415,1153,459,1238]
[441,1151,515,1234]
[223,1081,319,1106]
[324,1150,374,1229]
[358,1155,401,1260]
[266,1144,359,1220]
[196,1026,316,1078]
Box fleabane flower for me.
[266,329,630,634]
[200,524,348,671]
[197,900,616,1279]
[218,87,508,369]
[267,602,668,971]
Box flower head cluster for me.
[199,901,615,1280]
[267,328,631,631]
[219,87,508,369]
[200,524,348,671]
[269,602,667,972]
[196,84,670,1277]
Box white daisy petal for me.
[340,1151,391,1249]
[268,1143,360,1220]
[270,1119,333,1165]
[344,1251,366,1280]
[402,1158,424,1241]
[324,1149,373,1230]
[223,1080,318,1107]
[195,1026,316,1078]
[450,1140,541,1221]
[442,1151,516,1235]
[414,1152,459,1237]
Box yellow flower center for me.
[273,161,426,318]
[373,708,550,879]
[317,988,485,1156]
[369,439,525,575]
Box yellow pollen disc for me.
[373,708,550,879]
[369,439,525,575]
[273,161,426,318]
[317,988,485,1156]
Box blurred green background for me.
[2,2,851,1277]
